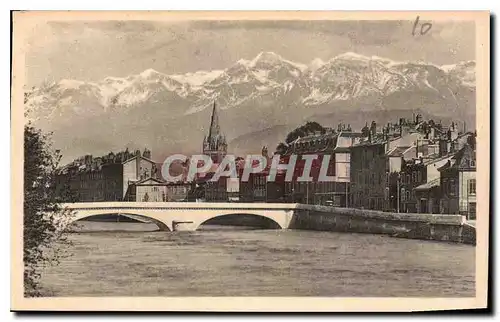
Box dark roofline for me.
[122,155,156,165]
[133,182,190,187]
[134,176,166,185]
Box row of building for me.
[230,113,476,218]
[348,117,476,217]
[55,102,477,218]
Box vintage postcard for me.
[11,11,489,311]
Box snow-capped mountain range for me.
[26,51,476,162]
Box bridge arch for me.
[61,202,297,232]
[197,212,283,230]
[70,210,171,231]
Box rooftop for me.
[414,178,440,191]
[386,146,412,157]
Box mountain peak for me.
[309,58,326,71]
[441,60,476,72]
[331,52,399,66]
[248,51,307,71]
[333,52,375,62]
[139,68,163,79]
[251,51,284,64]
[58,79,85,89]
[170,70,223,87]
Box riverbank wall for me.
[290,205,476,245]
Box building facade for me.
[125,177,192,202]
[438,142,477,218]
[350,115,450,211]
[122,150,159,199]
[56,148,156,202]
[400,155,454,213]
[349,114,474,214]
[281,124,362,206]
[237,146,285,203]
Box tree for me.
[24,124,74,297]
[285,121,325,144]
[275,142,288,155]
[275,121,327,154]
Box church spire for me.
[203,101,227,163]
[208,101,220,140]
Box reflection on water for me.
[39,221,475,297]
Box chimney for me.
[370,121,377,137]
[467,134,476,150]
[261,145,269,159]
[362,122,369,138]
[415,114,422,124]
[134,150,142,180]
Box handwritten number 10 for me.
[412,16,432,36]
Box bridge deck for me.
[62,202,301,210]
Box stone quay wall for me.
[290,205,476,245]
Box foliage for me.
[285,121,326,144]
[23,124,74,297]
[275,121,327,154]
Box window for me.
[401,188,406,201]
[468,179,476,195]
[406,191,411,201]
[470,160,476,167]
[449,179,457,196]
[468,202,476,219]
[442,178,448,193]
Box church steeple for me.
[208,101,221,140]
[203,101,227,163]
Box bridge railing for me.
[61,202,302,210]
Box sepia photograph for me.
[10,11,489,311]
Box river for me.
[39,221,475,297]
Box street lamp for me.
[345,182,349,208]
[306,181,309,204]
[466,179,469,220]
[396,173,401,213]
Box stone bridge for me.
[61,202,300,231]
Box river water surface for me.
[39,221,475,297]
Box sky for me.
[25,19,475,87]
